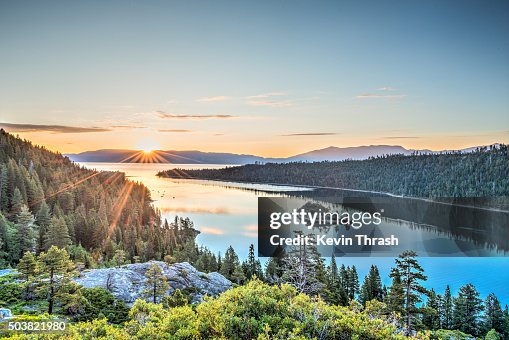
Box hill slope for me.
[158,145,509,198]
[0,130,194,266]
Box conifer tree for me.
[38,246,75,314]
[11,187,24,217]
[112,249,127,268]
[242,244,263,280]
[15,205,37,260]
[44,216,71,250]
[390,251,428,335]
[17,251,38,300]
[483,293,505,336]
[442,285,453,329]
[453,283,484,337]
[423,288,441,330]
[385,268,405,316]
[143,263,169,303]
[220,246,240,280]
[36,200,51,252]
[359,265,383,306]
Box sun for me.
[135,138,161,154]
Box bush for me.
[75,288,129,324]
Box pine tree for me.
[242,244,263,280]
[281,232,324,296]
[36,201,51,253]
[390,251,428,335]
[220,246,240,281]
[112,249,127,268]
[231,264,246,284]
[143,263,169,303]
[359,265,383,306]
[264,246,285,284]
[11,187,24,217]
[347,266,359,300]
[453,283,484,337]
[385,268,405,316]
[17,251,38,300]
[15,205,37,260]
[483,293,505,336]
[325,255,347,306]
[442,285,453,329]
[423,288,441,330]
[44,216,71,250]
[38,246,75,314]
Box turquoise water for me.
[81,162,509,305]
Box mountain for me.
[287,145,428,162]
[66,144,497,164]
[65,149,281,164]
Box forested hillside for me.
[0,130,196,267]
[158,145,509,198]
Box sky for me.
[0,0,508,157]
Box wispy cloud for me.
[246,92,293,107]
[158,129,193,133]
[357,86,405,100]
[281,132,339,136]
[0,123,110,133]
[157,111,237,119]
[248,100,294,108]
[198,96,231,102]
[247,92,287,99]
[356,93,406,99]
[111,125,146,129]
[380,136,421,139]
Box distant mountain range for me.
[66,144,498,164]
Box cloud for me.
[376,86,397,91]
[157,111,237,119]
[246,92,294,107]
[247,92,287,99]
[356,94,406,99]
[200,227,225,235]
[244,225,258,231]
[158,129,193,133]
[248,100,294,108]
[111,125,146,129]
[281,132,339,136]
[0,123,110,134]
[198,96,231,102]
[380,136,421,139]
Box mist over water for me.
[80,162,509,304]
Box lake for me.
[80,162,509,304]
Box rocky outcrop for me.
[75,261,232,304]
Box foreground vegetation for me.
[1,131,509,339]
[2,279,432,339]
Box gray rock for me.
[75,261,232,304]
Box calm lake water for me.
[80,162,509,304]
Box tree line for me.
[0,129,197,267]
[158,144,509,199]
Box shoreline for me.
[157,173,509,213]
